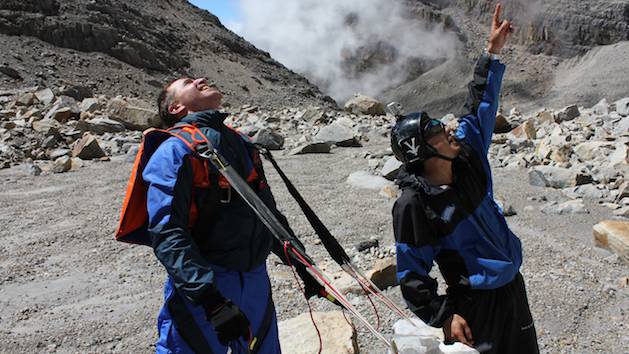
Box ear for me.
[168,102,187,118]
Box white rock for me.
[592,98,610,116]
[541,199,589,215]
[347,171,394,190]
[381,157,403,180]
[344,94,385,116]
[614,97,629,117]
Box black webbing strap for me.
[168,293,215,354]
[249,287,275,353]
[257,147,352,266]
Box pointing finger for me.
[493,3,502,29]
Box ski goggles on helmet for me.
[422,118,445,141]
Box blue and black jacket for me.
[143,110,294,307]
[392,54,523,327]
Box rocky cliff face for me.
[0,0,333,109]
[380,0,629,116]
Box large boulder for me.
[315,122,361,147]
[72,133,106,160]
[344,94,385,116]
[528,166,592,189]
[593,220,629,262]
[278,311,357,354]
[555,104,580,122]
[108,97,160,130]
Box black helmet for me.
[391,111,450,166]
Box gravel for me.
[0,136,627,353]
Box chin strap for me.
[424,145,456,162]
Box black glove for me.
[205,298,251,345]
[295,265,344,308]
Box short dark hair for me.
[157,80,179,127]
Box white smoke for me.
[230,0,459,102]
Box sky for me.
[188,0,242,30]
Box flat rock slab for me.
[347,171,394,190]
[278,311,357,354]
[593,220,629,262]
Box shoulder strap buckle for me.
[220,187,232,204]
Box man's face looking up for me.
[167,77,223,118]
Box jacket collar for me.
[180,109,229,129]
[396,165,450,196]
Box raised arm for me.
[457,3,512,155]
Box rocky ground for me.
[0,90,627,353]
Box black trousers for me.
[452,273,539,354]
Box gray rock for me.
[47,107,74,123]
[315,123,361,147]
[52,156,72,173]
[289,142,332,155]
[346,171,394,190]
[541,199,589,215]
[86,118,126,134]
[59,85,93,101]
[48,148,70,160]
[574,184,606,199]
[0,66,21,80]
[356,239,379,252]
[380,157,403,180]
[252,129,284,150]
[16,93,36,106]
[592,99,610,116]
[615,98,629,117]
[609,143,628,166]
[125,145,140,162]
[25,162,42,176]
[80,98,101,113]
[613,206,629,218]
[528,166,592,189]
[41,135,58,149]
[574,141,614,161]
[344,94,385,116]
[35,88,55,105]
[555,104,580,122]
[32,119,61,135]
[72,133,106,160]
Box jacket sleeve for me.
[393,195,453,327]
[143,138,221,306]
[456,53,506,155]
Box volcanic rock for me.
[278,311,357,354]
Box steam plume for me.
[230,0,459,102]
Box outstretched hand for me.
[487,3,513,54]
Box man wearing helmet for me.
[390,3,539,353]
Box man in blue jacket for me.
[144,77,325,353]
[390,4,539,353]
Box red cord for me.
[283,242,323,354]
